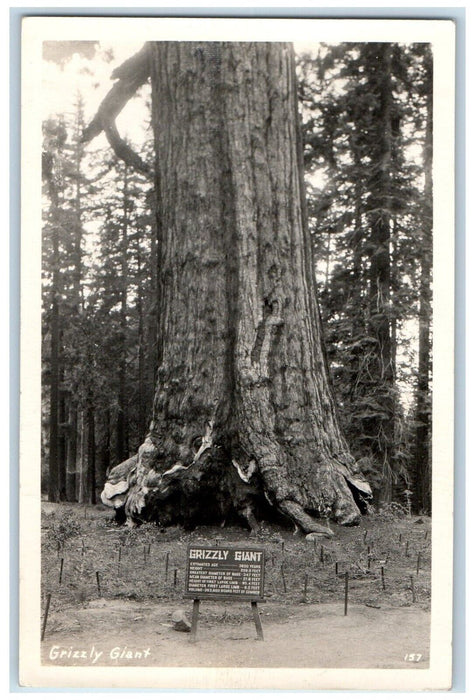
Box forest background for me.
[41,40,432,517]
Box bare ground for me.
[41,598,429,669]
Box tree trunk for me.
[148,186,159,370]
[65,98,84,503]
[76,409,87,503]
[366,44,395,505]
[65,403,77,501]
[86,402,97,504]
[99,42,371,532]
[46,171,61,503]
[48,285,60,502]
[136,238,147,441]
[115,167,130,462]
[58,377,68,501]
[413,51,433,514]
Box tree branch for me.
[81,43,151,175]
[103,121,150,174]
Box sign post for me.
[184,545,265,642]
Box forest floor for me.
[40,502,431,670]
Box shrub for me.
[49,509,82,547]
[376,501,409,521]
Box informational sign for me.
[184,545,265,601]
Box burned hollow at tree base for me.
[93,42,372,533]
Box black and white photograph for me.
[19,16,455,690]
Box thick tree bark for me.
[97,42,372,532]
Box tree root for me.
[100,443,369,535]
[278,499,334,536]
[238,503,259,531]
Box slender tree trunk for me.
[66,403,77,501]
[136,239,147,440]
[58,374,68,500]
[366,44,395,505]
[98,42,372,531]
[86,401,96,504]
[324,231,331,291]
[98,409,111,486]
[413,53,433,514]
[65,97,84,502]
[148,186,159,362]
[146,186,160,428]
[349,142,366,393]
[138,306,146,441]
[45,161,61,502]
[76,409,87,503]
[48,280,60,502]
[116,167,130,462]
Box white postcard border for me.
[19,16,455,690]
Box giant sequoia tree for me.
[86,42,372,534]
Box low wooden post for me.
[41,593,52,641]
[190,599,200,643]
[344,572,349,616]
[59,558,64,585]
[405,541,410,557]
[303,573,308,601]
[335,562,339,576]
[416,552,422,575]
[96,571,102,597]
[410,575,416,603]
[281,564,287,593]
[381,566,386,591]
[174,569,178,587]
[251,601,264,641]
